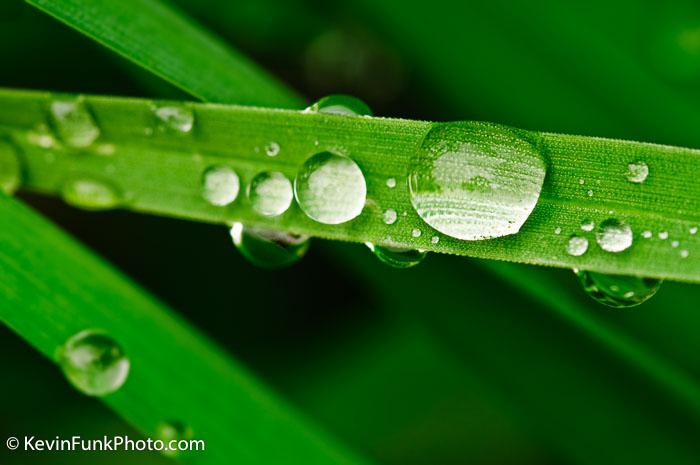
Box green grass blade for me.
[0,192,367,465]
[25,0,303,108]
[1,88,698,282]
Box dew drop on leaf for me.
[294,151,366,224]
[230,223,310,269]
[57,330,130,396]
[202,166,240,206]
[690,226,698,235]
[61,178,123,210]
[50,98,101,148]
[265,142,280,157]
[408,122,547,241]
[305,94,373,116]
[596,219,633,253]
[642,230,652,239]
[658,231,669,240]
[248,171,293,217]
[0,139,22,195]
[412,228,422,238]
[574,269,662,308]
[625,161,649,183]
[580,220,595,232]
[567,235,589,256]
[154,105,194,133]
[386,177,397,188]
[366,243,426,269]
[383,208,398,225]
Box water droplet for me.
[26,124,57,148]
[61,178,122,210]
[0,139,22,195]
[658,231,669,240]
[575,269,662,308]
[156,421,194,457]
[50,98,101,147]
[57,330,129,396]
[580,220,595,232]
[412,228,422,238]
[567,235,589,256]
[366,243,426,269]
[305,94,373,116]
[230,223,310,269]
[625,161,649,183]
[294,151,366,224]
[265,142,280,157]
[579,178,585,185]
[671,240,680,248]
[383,208,397,225]
[247,171,293,217]
[431,235,440,244]
[202,166,240,206]
[154,105,194,133]
[642,230,652,239]
[408,122,546,241]
[587,189,594,197]
[680,249,690,258]
[596,219,633,253]
[690,226,698,235]
[554,227,562,235]
[386,177,397,188]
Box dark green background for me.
[2,0,700,464]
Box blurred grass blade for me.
[0,192,368,465]
[1,88,699,282]
[26,0,303,108]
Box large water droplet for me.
[294,151,366,224]
[154,105,194,133]
[248,171,293,217]
[0,139,22,194]
[305,94,373,116]
[567,235,589,256]
[156,421,194,457]
[61,178,122,210]
[408,122,546,241]
[625,161,649,183]
[574,269,662,308]
[230,223,310,269]
[57,330,129,396]
[596,219,633,253]
[366,243,427,269]
[50,98,101,148]
[202,166,240,206]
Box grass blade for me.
[1,88,698,282]
[0,192,368,465]
[26,0,303,108]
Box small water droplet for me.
[412,228,422,238]
[690,226,698,235]
[574,269,662,308]
[57,330,129,396]
[50,98,100,147]
[671,240,680,248]
[154,105,194,133]
[658,231,669,240]
[0,139,22,195]
[431,235,440,244]
[409,122,546,241]
[625,161,649,183]
[366,243,426,269]
[579,178,585,185]
[230,223,310,269]
[26,124,57,148]
[596,219,633,253]
[383,208,397,225]
[294,151,366,224]
[554,227,562,235]
[265,142,280,157]
[61,178,122,210]
[202,166,240,206]
[580,220,595,232]
[680,249,690,258]
[587,189,594,197]
[156,421,194,457]
[567,235,589,256]
[386,177,397,188]
[305,94,373,116]
[642,230,652,239]
[248,171,293,217]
